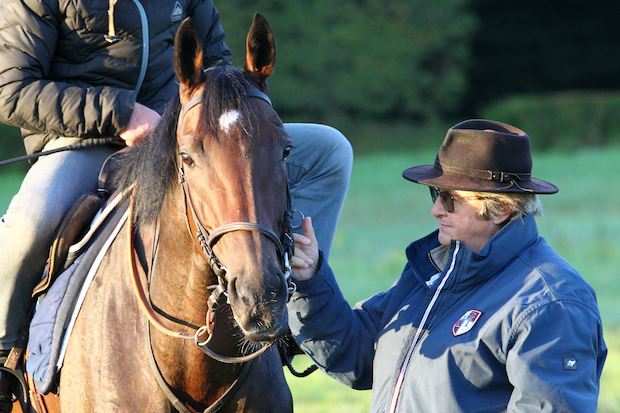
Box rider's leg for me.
[284,123,353,260]
[0,138,116,351]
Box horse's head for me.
[173,14,291,342]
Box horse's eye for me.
[180,152,195,166]
[283,146,292,160]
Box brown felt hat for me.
[402,119,559,194]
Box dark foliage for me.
[463,0,620,115]
[217,0,475,121]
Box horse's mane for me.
[112,65,255,227]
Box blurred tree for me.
[217,0,475,121]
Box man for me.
[0,1,352,408]
[289,119,607,412]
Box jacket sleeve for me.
[188,0,232,67]
[287,253,398,390]
[506,300,607,412]
[0,0,135,140]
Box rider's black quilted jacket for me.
[0,0,231,155]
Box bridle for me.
[177,84,297,323]
[177,87,297,312]
[176,87,298,361]
[129,83,298,349]
[126,84,300,411]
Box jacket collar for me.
[405,214,540,290]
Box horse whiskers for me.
[273,335,289,351]
[231,328,245,343]
[228,311,243,330]
[239,338,262,355]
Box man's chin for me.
[437,231,453,247]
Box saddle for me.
[32,152,121,298]
[2,151,124,412]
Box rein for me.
[129,190,251,412]
[127,188,195,340]
[0,137,120,167]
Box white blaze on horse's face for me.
[219,110,241,133]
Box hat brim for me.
[402,165,559,194]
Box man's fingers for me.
[302,217,318,245]
[291,255,309,269]
[293,232,311,247]
[291,216,319,281]
[291,247,313,266]
[120,103,161,146]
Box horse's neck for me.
[147,193,212,327]
[144,193,245,406]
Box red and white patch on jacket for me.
[452,309,483,336]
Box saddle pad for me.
[26,200,129,394]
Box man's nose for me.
[431,197,445,217]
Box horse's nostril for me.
[227,274,261,307]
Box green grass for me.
[1,146,618,412]
[286,359,372,412]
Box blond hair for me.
[476,192,542,221]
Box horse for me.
[27,13,294,413]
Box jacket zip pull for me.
[387,241,460,413]
[105,0,122,43]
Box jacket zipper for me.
[387,241,461,413]
[131,0,149,95]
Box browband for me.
[177,86,272,130]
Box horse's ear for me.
[174,18,204,98]
[245,13,276,85]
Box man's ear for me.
[491,205,513,225]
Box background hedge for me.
[481,91,620,150]
[463,0,620,115]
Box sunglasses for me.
[429,186,458,213]
[429,186,486,213]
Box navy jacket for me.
[288,215,607,412]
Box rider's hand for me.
[291,217,319,281]
[119,102,161,146]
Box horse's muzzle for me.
[226,272,289,342]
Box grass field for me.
[0,146,618,412]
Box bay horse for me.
[30,14,294,413]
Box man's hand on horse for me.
[119,102,161,146]
[292,217,319,281]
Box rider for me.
[0,1,352,408]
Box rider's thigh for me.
[2,138,116,243]
[0,138,116,348]
[284,123,353,258]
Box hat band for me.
[437,161,531,183]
